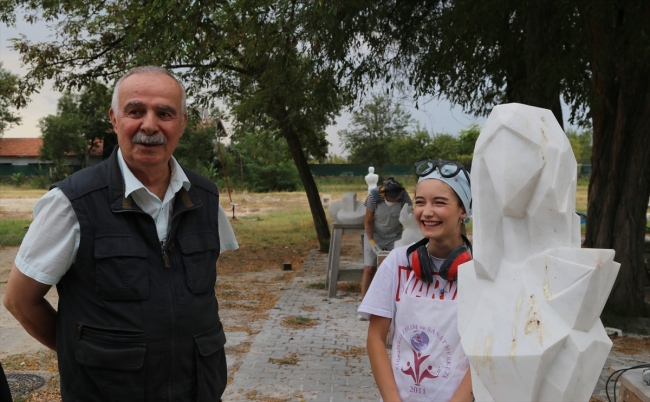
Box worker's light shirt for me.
[15,149,238,286]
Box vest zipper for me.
[161,205,198,401]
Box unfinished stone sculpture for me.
[457,103,620,402]
[365,166,378,194]
[394,204,423,248]
[328,192,366,225]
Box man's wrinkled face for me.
[109,73,187,174]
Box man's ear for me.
[109,108,118,129]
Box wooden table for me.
[613,367,650,402]
[326,222,365,298]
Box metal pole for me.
[239,153,244,191]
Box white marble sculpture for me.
[394,204,423,247]
[458,103,620,402]
[328,192,366,225]
[365,166,379,194]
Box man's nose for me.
[140,110,158,134]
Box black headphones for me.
[406,235,472,283]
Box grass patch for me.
[337,282,361,293]
[306,281,326,290]
[314,175,417,195]
[0,184,48,198]
[0,219,31,247]
[281,315,318,329]
[301,305,315,312]
[268,352,299,366]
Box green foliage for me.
[173,110,219,181]
[0,219,31,247]
[229,124,301,192]
[0,61,21,136]
[458,124,481,155]
[39,82,112,179]
[10,172,25,186]
[320,154,348,164]
[29,174,52,189]
[566,129,593,162]
[339,94,415,166]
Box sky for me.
[1,12,576,157]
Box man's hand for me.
[3,264,57,350]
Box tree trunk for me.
[279,117,331,252]
[583,1,650,317]
[522,0,564,129]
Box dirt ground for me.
[0,198,41,220]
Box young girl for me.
[358,159,474,402]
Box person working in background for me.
[361,177,412,299]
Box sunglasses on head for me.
[414,159,471,185]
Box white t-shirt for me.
[358,244,456,321]
[15,150,239,286]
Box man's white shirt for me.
[15,148,238,286]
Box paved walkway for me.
[223,248,650,402]
[223,250,378,401]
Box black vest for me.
[52,148,226,402]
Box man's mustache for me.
[132,132,167,145]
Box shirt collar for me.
[117,148,191,199]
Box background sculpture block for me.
[328,192,366,225]
[458,103,620,401]
[394,204,423,248]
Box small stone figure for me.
[365,166,379,194]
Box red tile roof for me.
[0,138,104,158]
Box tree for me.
[39,93,86,179]
[229,123,301,192]
[338,94,414,168]
[0,62,21,137]
[173,110,219,181]
[389,126,433,165]
[39,82,114,179]
[566,129,593,162]
[2,0,348,251]
[314,0,650,316]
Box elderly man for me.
[3,66,236,401]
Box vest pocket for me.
[75,324,146,401]
[94,235,149,300]
[177,232,219,294]
[194,323,227,401]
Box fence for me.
[308,164,413,177]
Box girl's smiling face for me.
[414,179,467,242]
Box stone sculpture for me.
[365,166,379,194]
[328,192,366,225]
[394,204,423,248]
[458,103,620,402]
